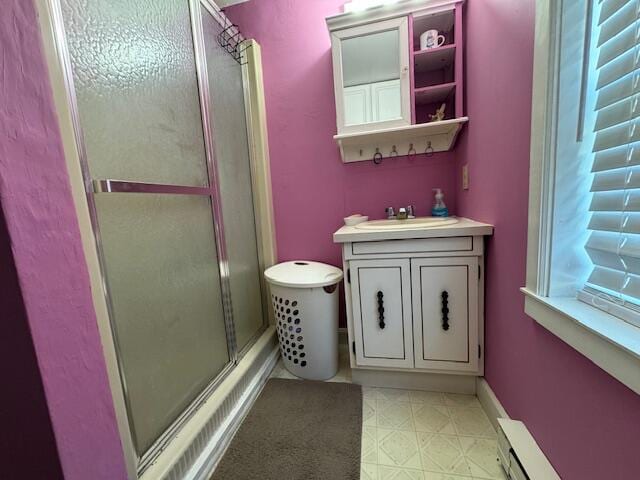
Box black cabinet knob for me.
[376,290,385,329]
[441,290,450,331]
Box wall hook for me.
[390,145,398,157]
[408,143,416,157]
[373,147,383,165]
[425,141,434,157]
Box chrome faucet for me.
[385,206,396,219]
[386,205,416,220]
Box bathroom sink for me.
[354,216,459,230]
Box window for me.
[577,0,640,327]
[524,0,640,396]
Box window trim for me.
[525,0,640,396]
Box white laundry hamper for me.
[264,261,343,380]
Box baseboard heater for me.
[497,418,560,480]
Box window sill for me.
[521,288,640,395]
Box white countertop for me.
[333,217,493,243]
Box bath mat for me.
[211,378,362,480]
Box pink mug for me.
[420,29,446,50]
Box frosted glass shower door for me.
[59,0,232,460]
[201,5,266,351]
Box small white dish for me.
[344,214,368,226]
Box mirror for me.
[340,29,402,126]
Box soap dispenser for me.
[431,188,449,217]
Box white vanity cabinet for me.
[334,218,492,386]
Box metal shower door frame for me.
[44,0,266,474]
[195,0,271,360]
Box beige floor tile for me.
[377,387,412,403]
[443,393,481,408]
[269,360,298,380]
[362,426,378,464]
[458,437,505,479]
[361,463,378,480]
[272,351,501,480]
[327,371,349,383]
[377,399,415,430]
[408,390,446,405]
[416,432,472,476]
[377,428,422,470]
[423,473,473,480]
[378,465,426,480]
[362,386,378,401]
[448,407,496,439]
[363,397,377,426]
[411,403,456,434]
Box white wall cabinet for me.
[338,230,488,381]
[330,17,410,135]
[327,0,468,163]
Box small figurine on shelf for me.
[429,103,446,122]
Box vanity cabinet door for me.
[411,257,478,372]
[350,259,413,368]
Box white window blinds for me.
[584,0,640,313]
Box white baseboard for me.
[352,368,477,394]
[476,377,509,432]
[338,327,349,345]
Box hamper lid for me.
[264,261,343,288]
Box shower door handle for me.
[92,179,212,196]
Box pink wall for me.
[226,0,457,270]
[0,207,64,479]
[0,2,127,478]
[456,0,640,478]
[229,0,640,478]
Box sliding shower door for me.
[55,0,266,470]
[200,4,266,352]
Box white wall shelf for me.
[333,117,468,163]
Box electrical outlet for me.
[462,164,469,190]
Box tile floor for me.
[270,347,506,480]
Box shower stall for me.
[44,0,273,475]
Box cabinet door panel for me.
[350,259,413,368]
[412,257,478,372]
[371,79,402,122]
[344,84,371,126]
